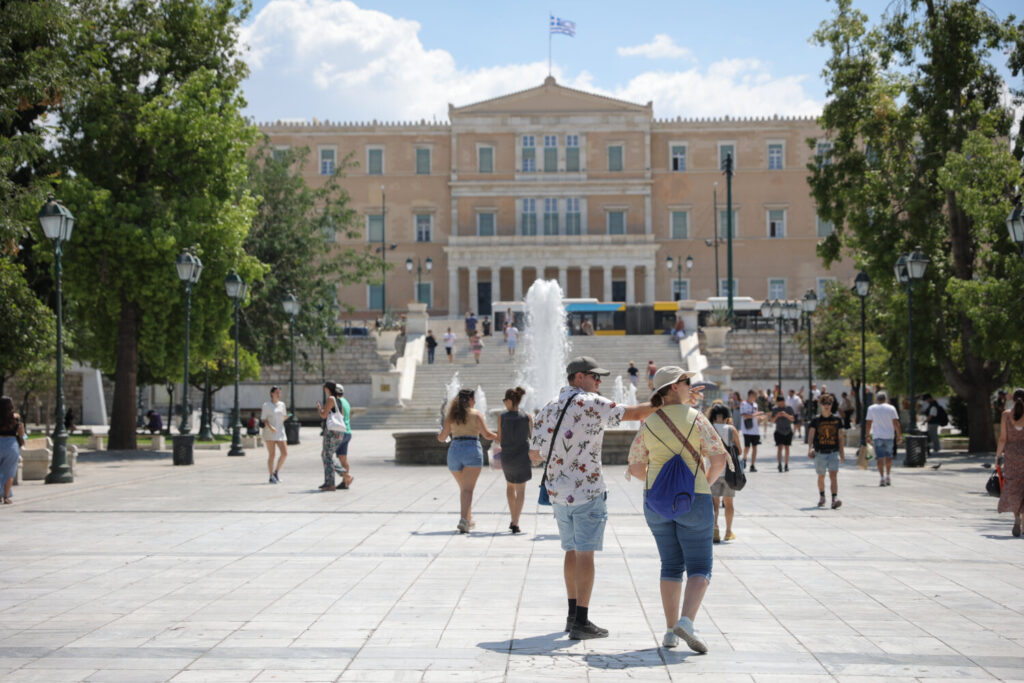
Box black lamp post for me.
[282,292,301,445]
[853,272,871,446]
[801,289,818,405]
[38,197,74,484]
[225,271,247,456]
[173,249,202,466]
[164,382,174,437]
[765,300,786,397]
[665,254,694,301]
[405,256,434,305]
[895,247,929,433]
[706,181,720,297]
[724,154,735,317]
[198,365,214,441]
[1007,202,1024,255]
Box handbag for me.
[724,442,746,491]
[490,448,503,470]
[643,409,706,519]
[538,392,580,506]
[986,465,1003,497]
[326,409,346,433]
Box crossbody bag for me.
[538,391,580,506]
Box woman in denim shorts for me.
[628,367,728,653]
[438,389,497,533]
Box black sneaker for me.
[565,617,574,632]
[778,463,783,472]
[817,496,826,508]
[569,620,609,640]
[784,465,789,472]
[750,465,757,472]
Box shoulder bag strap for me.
[542,392,580,482]
[655,408,706,474]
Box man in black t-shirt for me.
[807,393,846,509]
[770,395,796,472]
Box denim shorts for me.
[644,492,714,581]
[814,451,841,474]
[553,493,608,552]
[873,438,894,460]
[335,431,352,456]
[447,437,483,471]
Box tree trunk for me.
[108,298,139,450]
[966,388,997,453]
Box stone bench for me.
[242,435,262,449]
[87,434,105,450]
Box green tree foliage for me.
[241,142,387,368]
[56,0,263,449]
[809,0,1024,452]
[0,259,58,394]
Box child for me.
[807,393,846,509]
[770,394,795,472]
[739,390,764,471]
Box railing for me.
[448,233,655,247]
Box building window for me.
[566,134,580,172]
[415,148,431,175]
[817,215,834,237]
[272,147,289,163]
[768,278,786,300]
[671,279,690,301]
[543,198,559,235]
[477,212,495,237]
[522,135,535,172]
[322,224,336,243]
[368,284,384,310]
[367,214,384,243]
[816,277,836,300]
[320,148,336,175]
[719,143,735,170]
[768,143,784,170]
[719,210,738,238]
[670,211,688,239]
[718,279,739,297]
[416,282,432,307]
[768,209,786,238]
[607,210,625,235]
[566,198,581,235]
[865,143,880,166]
[544,135,558,172]
[521,198,537,235]
[608,145,623,172]
[816,141,833,167]
[367,148,383,175]
[415,214,432,242]
[478,146,493,173]
[671,145,687,172]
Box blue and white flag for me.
[550,15,576,37]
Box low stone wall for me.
[703,329,813,381]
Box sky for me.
[239,0,1022,124]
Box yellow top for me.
[628,404,727,495]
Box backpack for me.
[935,403,949,427]
[644,409,705,520]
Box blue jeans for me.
[873,438,894,460]
[644,492,714,581]
[427,347,435,363]
[553,493,608,552]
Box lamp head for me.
[665,255,674,271]
[1006,203,1024,248]
[405,258,413,272]
[894,254,909,284]
[425,257,433,271]
[282,292,301,317]
[907,246,929,280]
[854,271,871,298]
[224,270,246,301]
[175,250,202,284]
[685,255,694,271]
[802,288,818,312]
[38,196,74,243]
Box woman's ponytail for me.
[1013,388,1024,421]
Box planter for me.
[20,447,51,480]
[700,326,732,353]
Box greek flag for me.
[550,15,575,36]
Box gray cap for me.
[566,356,610,377]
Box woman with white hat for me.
[627,366,728,653]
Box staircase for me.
[351,334,684,430]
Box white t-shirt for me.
[739,400,759,435]
[786,395,804,417]
[443,332,456,348]
[261,400,287,442]
[866,402,900,439]
[506,326,519,344]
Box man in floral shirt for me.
[530,356,655,640]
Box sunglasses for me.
[588,372,603,382]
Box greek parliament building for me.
[258,76,854,318]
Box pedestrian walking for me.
[261,386,288,484]
[627,366,727,652]
[530,356,655,640]
[443,327,456,363]
[707,404,740,543]
[496,386,532,534]
[770,394,796,472]
[505,322,519,358]
[840,392,854,429]
[996,388,1024,537]
[921,394,944,453]
[808,393,845,509]
[469,332,484,364]
[787,389,804,439]
[333,384,354,489]
[740,390,763,471]
[647,360,658,390]
[425,329,438,364]
[729,391,742,430]
[627,361,639,387]
[865,391,901,487]
[482,316,491,337]
[464,310,477,338]
[316,381,347,491]
[438,388,496,533]
[0,396,26,505]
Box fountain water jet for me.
[517,280,570,414]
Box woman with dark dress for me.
[996,388,1024,537]
[0,396,26,505]
[496,386,533,534]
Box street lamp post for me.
[225,271,247,457]
[38,197,74,484]
[664,254,694,301]
[705,182,720,297]
[164,382,174,437]
[895,247,929,433]
[174,248,202,465]
[854,272,871,447]
[801,289,818,406]
[724,154,735,317]
[405,256,434,305]
[282,292,301,445]
[198,365,213,441]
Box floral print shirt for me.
[531,386,625,506]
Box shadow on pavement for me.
[478,634,694,669]
[77,451,171,462]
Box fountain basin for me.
[392,429,637,465]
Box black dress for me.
[499,410,532,484]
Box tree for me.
[0,259,58,395]
[56,0,263,450]
[809,0,1024,452]
[240,142,387,368]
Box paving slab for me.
[1,427,1022,682]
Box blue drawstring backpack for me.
[644,409,705,520]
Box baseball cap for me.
[651,366,696,393]
[566,356,610,377]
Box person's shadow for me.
[477,633,697,669]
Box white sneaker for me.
[662,630,679,648]
[672,616,707,653]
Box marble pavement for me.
[1,428,1022,682]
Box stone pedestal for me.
[21,447,51,480]
[701,326,731,354]
[87,434,105,450]
[242,435,262,449]
[371,370,402,406]
[150,435,165,451]
[405,302,428,335]
[678,300,699,335]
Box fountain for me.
[613,375,640,431]
[518,280,570,414]
[395,371,493,464]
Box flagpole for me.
[548,13,552,76]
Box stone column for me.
[513,265,523,301]
[558,266,568,296]
[468,267,478,314]
[626,265,636,304]
[490,267,500,301]
[603,265,613,302]
[644,266,655,303]
[448,266,459,316]
[580,266,591,299]
[644,193,652,235]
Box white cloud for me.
[616,34,693,60]
[240,0,822,123]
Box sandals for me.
[2,497,12,505]
[509,523,521,534]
